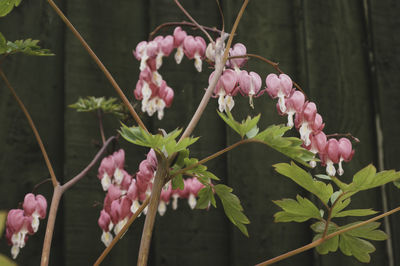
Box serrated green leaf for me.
[339,234,375,263]
[273,195,321,222]
[69,96,129,119]
[245,125,259,138]
[4,38,53,56]
[273,162,333,204]
[196,185,216,209]
[346,165,400,193]
[171,174,184,190]
[214,184,249,237]
[0,210,6,237]
[0,0,21,17]
[0,254,16,266]
[313,234,339,254]
[394,180,400,189]
[310,221,338,234]
[218,110,260,139]
[342,222,388,241]
[334,209,378,218]
[331,198,351,218]
[254,125,315,167]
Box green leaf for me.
[347,164,400,193]
[3,38,53,56]
[0,0,21,17]
[273,162,333,204]
[314,234,339,254]
[171,174,184,190]
[334,209,378,218]
[273,195,322,222]
[218,110,260,139]
[342,222,388,241]
[339,234,376,263]
[254,125,315,167]
[0,210,7,237]
[0,32,6,54]
[331,198,351,218]
[196,185,216,209]
[69,96,129,119]
[214,184,250,237]
[394,180,400,189]
[0,254,16,266]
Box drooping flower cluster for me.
[97,148,205,247]
[6,193,47,259]
[265,73,355,176]
[133,27,207,120]
[207,42,264,112]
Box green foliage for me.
[69,96,128,119]
[196,185,216,209]
[0,0,21,17]
[0,255,16,266]
[311,221,387,263]
[0,33,53,56]
[254,125,315,167]
[273,195,322,222]
[214,184,250,237]
[0,210,15,266]
[120,125,198,156]
[394,180,400,189]
[217,110,260,139]
[273,162,333,204]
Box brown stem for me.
[228,53,307,97]
[325,133,360,143]
[0,68,59,187]
[94,197,150,266]
[31,178,52,194]
[215,0,225,32]
[40,185,62,266]
[321,192,346,238]
[256,205,400,266]
[173,0,214,43]
[40,137,115,265]
[97,110,106,145]
[137,155,168,266]
[149,21,223,41]
[46,0,148,132]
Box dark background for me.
[0,0,399,265]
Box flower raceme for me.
[6,193,47,259]
[97,148,206,247]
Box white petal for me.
[175,46,184,64]
[101,231,113,247]
[326,160,336,176]
[225,95,235,111]
[130,200,141,215]
[158,201,167,216]
[114,168,124,185]
[156,53,164,69]
[194,54,202,72]
[337,159,344,176]
[188,194,196,209]
[101,174,111,191]
[11,245,20,259]
[287,112,295,128]
[172,194,179,210]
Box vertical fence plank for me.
[368,0,400,265]
[0,1,65,265]
[301,1,385,265]
[223,1,313,265]
[147,1,230,265]
[63,1,149,265]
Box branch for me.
[255,205,400,266]
[173,0,214,44]
[94,197,150,266]
[97,110,106,145]
[149,21,224,41]
[0,68,59,187]
[46,0,148,133]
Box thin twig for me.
[46,0,148,132]
[94,197,150,266]
[61,136,115,192]
[174,0,214,44]
[149,21,223,41]
[0,68,59,187]
[256,205,400,266]
[326,133,360,143]
[215,0,225,32]
[31,178,52,194]
[97,110,106,145]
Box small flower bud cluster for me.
[97,148,205,247]
[208,43,264,112]
[6,193,47,259]
[265,73,355,176]
[133,27,207,120]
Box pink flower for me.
[337,138,355,175]
[173,27,187,64]
[183,36,206,72]
[22,193,47,233]
[210,69,239,112]
[279,90,305,127]
[6,209,34,259]
[158,183,172,216]
[227,43,247,71]
[239,70,262,108]
[187,178,205,209]
[321,138,340,176]
[154,35,174,69]
[98,210,113,247]
[265,73,293,113]
[295,102,317,146]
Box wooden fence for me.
[0,0,399,265]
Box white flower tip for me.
[101,231,113,247]
[172,196,178,210]
[175,47,183,64]
[194,56,202,72]
[158,201,167,216]
[309,160,317,168]
[101,175,111,191]
[188,194,196,210]
[11,245,20,259]
[326,162,336,177]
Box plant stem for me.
[325,132,360,143]
[255,205,400,266]
[137,155,168,266]
[40,185,62,266]
[173,0,214,44]
[0,68,59,187]
[149,21,223,41]
[94,197,150,266]
[40,136,115,265]
[97,110,106,145]
[46,0,148,133]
